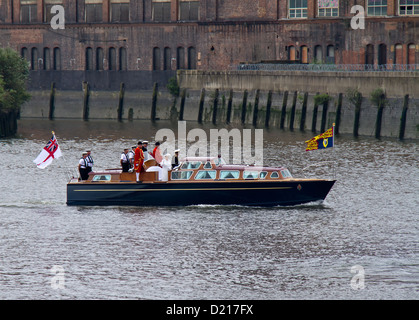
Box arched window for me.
[326,45,335,64]
[187,46,196,69]
[53,47,61,70]
[407,43,416,65]
[153,47,161,70]
[378,43,387,66]
[86,47,93,70]
[394,44,403,65]
[21,47,29,61]
[31,47,38,70]
[177,47,185,69]
[119,47,127,71]
[43,48,51,70]
[96,47,104,70]
[300,45,308,64]
[314,45,323,63]
[164,47,171,70]
[366,44,374,65]
[109,47,117,70]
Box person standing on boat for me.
[172,149,180,169]
[152,141,162,165]
[86,150,94,173]
[161,154,172,181]
[120,149,131,172]
[78,152,89,181]
[134,141,145,182]
[128,146,136,169]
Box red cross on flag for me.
[33,132,62,169]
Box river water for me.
[0,119,417,300]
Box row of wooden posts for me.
[45,82,411,140]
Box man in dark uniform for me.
[78,152,89,180]
[86,150,94,173]
[120,148,131,172]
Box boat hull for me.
[67,180,335,207]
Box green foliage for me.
[0,48,30,111]
[314,93,330,106]
[370,88,388,108]
[346,88,362,107]
[166,77,180,97]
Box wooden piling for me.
[82,81,90,121]
[226,89,233,124]
[241,90,248,124]
[311,92,320,132]
[299,92,308,131]
[399,94,409,140]
[197,88,205,123]
[151,82,158,121]
[375,93,385,139]
[289,91,297,131]
[353,94,362,137]
[212,89,219,125]
[280,91,288,129]
[334,93,343,135]
[265,90,272,128]
[320,98,329,133]
[49,82,56,120]
[252,89,260,126]
[179,88,186,121]
[117,82,125,121]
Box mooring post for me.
[197,88,205,123]
[241,90,248,124]
[226,89,233,124]
[179,88,186,121]
[375,93,385,139]
[299,92,308,131]
[399,94,409,140]
[117,82,125,121]
[151,82,158,121]
[212,89,219,125]
[48,82,56,120]
[289,91,297,131]
[82,81,90,121]
[252,89,260,126]
[265,90,272,128]
[280,91,288,129]
[335,93,343,135]
[311,92,320,133]
[353,94,362,137]
[320,96,329,133]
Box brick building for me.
[0,0,417,74]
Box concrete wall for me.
[177,70,419,98]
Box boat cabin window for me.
[259,171,268,179]
[280,169,292,178]
[270,171,279,179]
[195,170,216,180]
[171,171,193,180]
[220,170,240,179]
[203,161,213,169]
[181,161,201,170]
[243,171,260,179]
[92,174,111,182]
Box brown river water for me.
[0,119,417,299]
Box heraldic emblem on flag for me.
[305,124,335,152]
[33,131,62,169]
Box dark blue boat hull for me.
[67,180,336,207]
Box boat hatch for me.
[280,169,292,178]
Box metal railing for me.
[232,63,419,72]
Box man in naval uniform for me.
[86,150,94,173]
[120,148,131,172]
[78,152,89,180]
